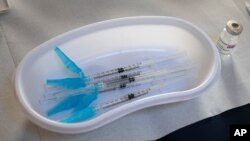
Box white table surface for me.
[0,0,250,140]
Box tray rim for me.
[14,16,221,133]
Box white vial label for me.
[216,38,236,55]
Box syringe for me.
[96,77,177,110]
[45,70,142,92]
[45,63,190,117]
[61,75,185,123]
[46,49,186,89]
[100,64,188,92]
[44,64,189,102]
[90,52,185,79]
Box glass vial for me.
[216,20,243,55]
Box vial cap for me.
[226,20,243,35]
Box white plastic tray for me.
[14,16,221,133]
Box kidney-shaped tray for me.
[14,16,221,133]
